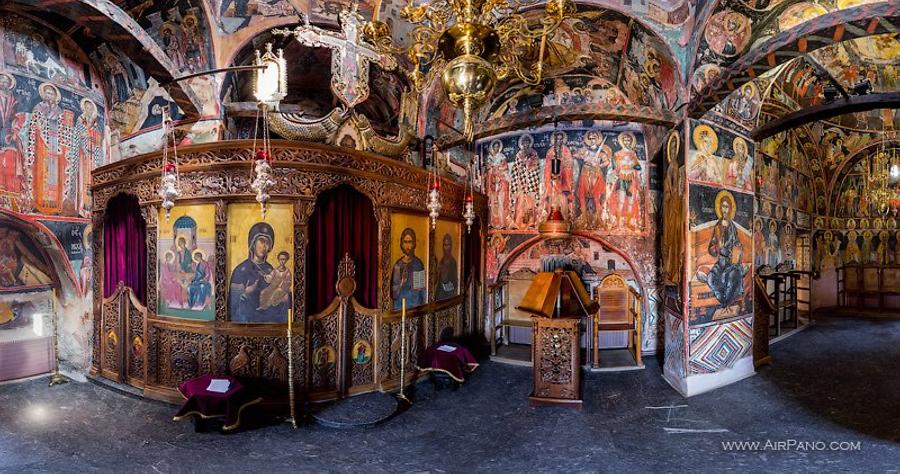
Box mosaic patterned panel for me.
[688,316,753,374]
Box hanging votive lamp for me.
[538,146,570,240]
[158,109,179,221]
[249,42,284,218]
[159,160,179,221]
[251,147,275,217]
[428,170,441,229]
[463,160,476,233]
[464,192,475,233]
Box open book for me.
[206,378,231,393]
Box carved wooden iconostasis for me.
[90,140,487,403]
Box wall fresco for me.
[0,18,107,217]
[479,123,648,235]
[688,183,754,325]
[215,0,302,34]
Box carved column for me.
[295,198,315,391]
[213,199,228,374]
[376,207,392,313]
[142,204,159,315]
[90,214,104,376]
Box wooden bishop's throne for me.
[516,269,598,408]
[591,273,643,369]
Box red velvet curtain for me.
[307,185,378,314]
[103,193,147,302]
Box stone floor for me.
[1,317,898,472]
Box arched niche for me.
[103,193,147,302]
[489,232,647,355]
[0,210,75,381]
[306,184,379,314]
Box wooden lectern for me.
[516,270,598,408]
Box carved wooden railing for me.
[307,254,463,402]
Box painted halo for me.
[617,131,636,150]
[38,82,61,104]
[0,73,15,90]
[714,190,737,220]
[692,124,718,154]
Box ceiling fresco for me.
[690,0,898,115]
[488,7,681,117]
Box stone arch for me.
[0,210,77,301]
[495,232,647,304]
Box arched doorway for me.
[0,213,59,382]
[489,234,647,366]
[99,193,147,385]
[306,184,378,400]
[103,193,146,302]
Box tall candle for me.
[288,308,292,332]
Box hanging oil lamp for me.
[463,162,476,233]
[538,135,570,240]
[250,125,275,217]
[249,43,286,218]
[428,166,441,229]
[158,108,179,221]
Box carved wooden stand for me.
[529,316,582,408]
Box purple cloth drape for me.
[307,185,378,314]
[103,194,147,302]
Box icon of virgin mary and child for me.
[229,222,291,323]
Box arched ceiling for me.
[690,0,899,117]
[5,0,207,115]
[754,33,900,132]
[5,0,897,156]
[426,4,683,149]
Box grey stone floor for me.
[1,317,898,473]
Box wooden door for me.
[308,255,377,401]
[99,283,147,388]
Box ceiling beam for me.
[752,92,900,141]
[224,102,305,117]
[9,0,201,116]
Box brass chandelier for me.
[868,127,898,218]
[363,0,576,140]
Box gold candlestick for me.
[286,308,297,428]
[49,288,67,387]
[397,298,409,403]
